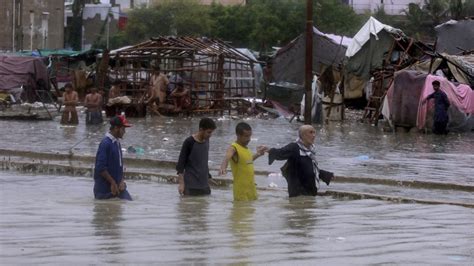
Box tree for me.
[111,0,364,52]
[69,0,85,50]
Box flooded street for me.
[1,114,473,184]
[1,171,473,264]
[0,114,473,263]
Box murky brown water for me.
[0,114,473,263]
[1,113,472,184]
[1,171,473,264]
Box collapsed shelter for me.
[106,36,258,116]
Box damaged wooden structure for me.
[106,36,257,116]
[344,17,431,125]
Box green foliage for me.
[109,0,366,52]
[314,0,364,36]
[400,0,474,40]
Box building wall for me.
[150,0,246,6]
[109,0,150,10]
[347,0,424,15]
[82,4,120,50]
[0,0,64,51]
[199,0,246,5]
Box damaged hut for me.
[268,27,351,121]
[435,19,474,54]
[105,36,258,116]
[344,16,431,125]
[382,71,474,132]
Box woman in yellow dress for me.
[220,122,267,201]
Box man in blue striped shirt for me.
[93,115,133,200]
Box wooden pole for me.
[304,0,313,125]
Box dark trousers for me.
[94,189,133,200]
[184,186,211,196]
[433,120,448,135]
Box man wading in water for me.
[267,125,333,197]
[93,115,132,200]
[176,118,216,196]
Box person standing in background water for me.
[422,80,450,134]
[85,87,103,125]
[60,83,79,125]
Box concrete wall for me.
[347,0,424,15]
[150,0,246,6]
[0,0,64,51]
[82,4,120,50]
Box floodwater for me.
[1,172,473,264]
[0,113,473,183]
[1,113,473,263]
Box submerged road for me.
[0,114,473,263]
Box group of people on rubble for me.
[144,66,191,116]
[93,116,334,202]
[60,65,191,125]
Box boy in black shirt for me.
[176,118,217,196]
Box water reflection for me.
[61,125,77,139]
[176,196,210,264]
[283,197,318,257]
[230,201,256,251]
[91,200,124,262]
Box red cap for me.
[110,115,131,127]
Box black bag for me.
[280,161,289,178]
[319,169,334,185]
[281,161,333,186]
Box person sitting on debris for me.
[219,122,267,201]
[146,66,169,114]
[267,125,333,197]
[176,118,217,196]
[60,83,79,125]
[94,115,132,200]
[85,87,103,125]
[170,82,191,112]
[167,72,183,96]
[422,80,450,135]
[108,81,121,101]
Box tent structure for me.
[435,19,474,54]
[437,53,474,87]
[0,56,49,102]
[344,17,431,124]
[382,70,474,132]
[271,27,350,84]
[107,36,258,116]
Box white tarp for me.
[345,16,399,58]
[313,28,352,47]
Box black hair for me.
[199,117,216,130]
[235,122,252,135]
[432,80,440,85]
[64,83,73,89]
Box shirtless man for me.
[108,81,121,100]
[146,66,169,115]
[85,87,103,125]
[60,83,79,125]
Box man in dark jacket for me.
[268,125,332,197]
[93,115,132,200]
[423,80,450,134]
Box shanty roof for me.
[435,19,474,55]
[116,36,256,62]
[271,27,350,84]
[346,16,402,58]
